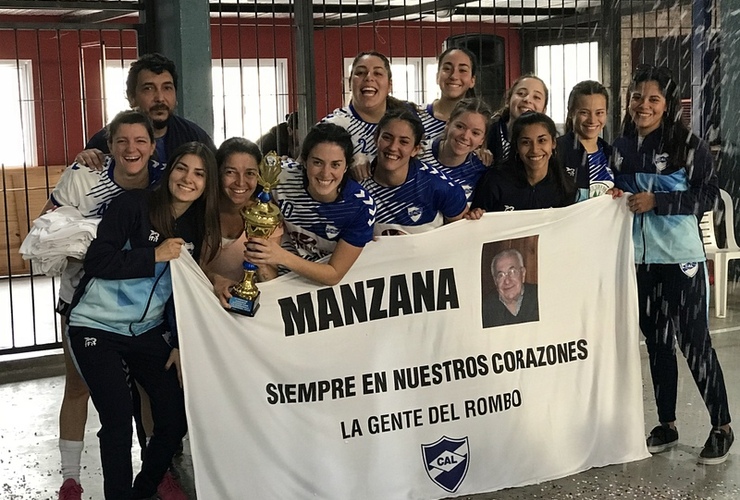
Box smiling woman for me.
[416,47,478,145]
[486,74,549,167]
[418,98,492,202]
[64,141,220,499]
[243,123,376,286]
[471,111,576,212]
[38,109,167,497]
[320,51,408,179]
[360,108,468,236]
[202,138,289,308]
[558,80,615,201]
[612,65,733,465]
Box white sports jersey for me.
[321,104,380,165]
[418,138,487,202]
[274,160,375,262]
[51,156,164,303]
[416,103,447,150]
[361,158,467,236]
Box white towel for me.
[19,206,101,276]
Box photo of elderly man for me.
[482,247,539,328]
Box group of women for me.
[54,47,731,499]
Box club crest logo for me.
[325,224,340,239]
[408,206,422,222]
[680,261,699,278]
[653,152,669,172]
[421,435,469,493]
[590,180,614,198]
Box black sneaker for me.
[698,427,734,465]
[646,424,679,453]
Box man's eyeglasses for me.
[494,267,522,283]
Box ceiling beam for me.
[61,10,137,23]
[319,0,471,27]
[208,3,376,15]
[0,0,141,11]
[521,0,693,30]
[0,21,137,30]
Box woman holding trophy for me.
[202,137,283,308]
[244,122,376,286]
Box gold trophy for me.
[228,151,283,316]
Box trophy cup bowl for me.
[228,152,283,316]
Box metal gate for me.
[0,0,725,356]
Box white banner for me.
[172,196,649,500]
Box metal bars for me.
[0,0,727,356]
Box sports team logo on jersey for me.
[149,230,160,242]
[408,206,422,222]
[325,224,340,239]
[565,167,576,178]
[590,180,614,198]
[653,152,669,172]
[421,435,469,493]
[680,261,698,278]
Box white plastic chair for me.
[702,189,740,318]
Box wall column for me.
[141,0,214,137]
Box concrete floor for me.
[1,280,740,499]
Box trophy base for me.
[228,294,260,317]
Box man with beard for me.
[75,53,215,168]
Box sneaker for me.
[698,427,734,465]
[646,423,679,453]
[157,470,188,500]
[58,478,83,500]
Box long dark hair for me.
[620,64,691,168]
[149,142,221,263]
[497,74,549,124]
[510,112,575,206]
[565,80,609,134]
[437,46,478,99]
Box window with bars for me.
[535,42,600,130]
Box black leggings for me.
[69,325,187,500]
[637,263,731,428]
